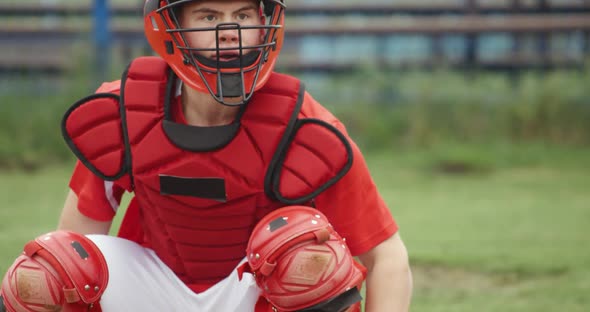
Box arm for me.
[57,189,113,235]
[358,232,413,312]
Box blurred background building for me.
[0,0,589,102]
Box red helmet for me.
[246,206,366,312]
[143,0,285,105]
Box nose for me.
[217,24,240,43]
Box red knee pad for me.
[245,206,366,312]
[1,231,108,312]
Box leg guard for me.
[1,231,108,312]
[246,206,366,312]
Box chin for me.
[222,96,244,105]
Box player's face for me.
[178,0,264,61]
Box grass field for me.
[0,144,589,311]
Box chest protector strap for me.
[62,56,352,204]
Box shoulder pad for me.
[61,57,168,183]
[125,56,168,81]
[265,118,353,204]
[257,72,300,95]
[61,93,129,181]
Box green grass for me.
[370,144,590,311]
[3,67,590,169]
[0,166,72,256]
[0,144,589,311]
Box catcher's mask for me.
[143,0,285,106]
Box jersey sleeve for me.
[69,160,125,222]
[300,92,398,256]
[66,80,125,222]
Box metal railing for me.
[1,1,589,75]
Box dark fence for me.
[2,1,590,16]
[1,1,589,80]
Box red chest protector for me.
[62,57,352,287]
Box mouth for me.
[212,52,241,62]
[193,50,262,69]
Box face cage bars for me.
[156,0,285,105]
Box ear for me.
[259,15,267,41]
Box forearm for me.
[364,257,413,312]
[359,233,413,312]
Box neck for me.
[181,85,240,127]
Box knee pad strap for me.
[1,295,6,312]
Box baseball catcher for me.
[1,0,412,310]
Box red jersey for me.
[68,81,398,291]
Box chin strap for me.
[0,295,6,312]
[297,287,362,312]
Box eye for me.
[236,13,249,21]
[203,14,217,22]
